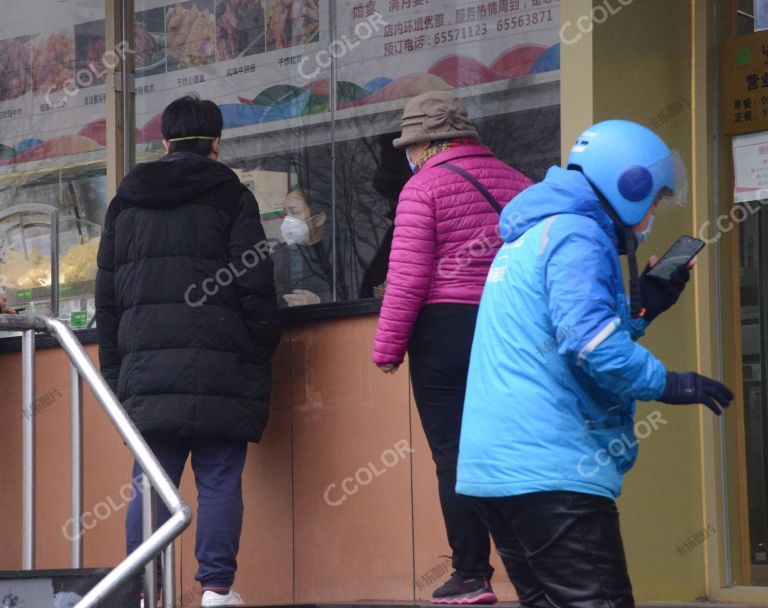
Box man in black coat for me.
[96,95,280,607]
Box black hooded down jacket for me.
[96,152,281,443]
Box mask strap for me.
[284,215,312,226]
[167,136,218,142]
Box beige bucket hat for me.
[393,90,479,149]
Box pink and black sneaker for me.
[431,573,498,604]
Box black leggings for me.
[408,303,493,579]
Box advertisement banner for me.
[0,0,559,166]
[333,0,560,110]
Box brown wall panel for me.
[0,352,23,571]
[0,315,514,603]
[231,334,294,605]
[35,347,81,571]
[291,318,414,601]
[80,342,134,571]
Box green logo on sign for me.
[738,47,752,66]
[16,289,32,300]
[70,310,88,328]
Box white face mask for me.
[281,216,311,245]
[634,215,655,246]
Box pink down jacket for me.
[373,144,531,366]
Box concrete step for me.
[0,568,140,607]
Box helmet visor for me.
[653,150,688,207]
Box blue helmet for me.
[566,120,686,227]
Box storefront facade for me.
[2,0,768,605]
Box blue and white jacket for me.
[456,167,667,500]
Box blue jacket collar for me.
[499,166,617,247]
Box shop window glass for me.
[0,0,562,330]
[0,1,108,330]
[132,0,562,309]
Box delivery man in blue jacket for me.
[456,120,733,608]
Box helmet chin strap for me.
[624,224,646,319]
[583,178,646,319]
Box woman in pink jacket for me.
[373,90,531,604]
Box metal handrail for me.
[0,314,192,607]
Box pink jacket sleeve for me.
[373,183,435,366]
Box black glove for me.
[659,372,734,415]
[638,262,691,323]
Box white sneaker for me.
[201,589,245,606]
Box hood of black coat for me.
[117,152,242,209]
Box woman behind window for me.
[272,188,346,307]
[372,90,531,605]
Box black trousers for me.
[475,492,635,608]
[408,303,493,579]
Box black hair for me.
[286,187,312,209]
[161,94,223,157]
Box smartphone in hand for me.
[646,236,705,281]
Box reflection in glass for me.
[129,0,561,311]
[740,209,768,584]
